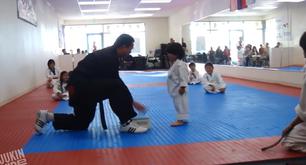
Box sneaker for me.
[34,110,49,134]
[170,120,188,127]
[120,120,148,133]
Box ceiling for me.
[206,0,305,18]
[46,0,197,20]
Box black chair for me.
[147,49,161,68]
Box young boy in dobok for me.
[201,63,226,94]
[166,42,189,127]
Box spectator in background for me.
[259,44,265,56]
[223,46,231,65]
[62,49,69,55]
[215,46,223,64]
[170,38,175,43]
[208,47,215,64]
[275,42,281,48]
[76,48,81,54]
[243,45,252,66]
[251,46,260,66]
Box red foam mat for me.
[25,137,305,165]
[0,85,58,153]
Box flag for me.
[230,0,237,11]
[242,0,248,9]
[237,0,242,10]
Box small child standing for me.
[166,42,189,127]
[188,62,201,85]
[46,59,60,88]
[52,71,69,101]
[202,63,226,93]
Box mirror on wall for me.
[185,0,306,72]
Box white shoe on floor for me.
[34,110,49,134]
[120,120,148,133]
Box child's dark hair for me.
[47,59,55,67]
[205,62,214,68]
[166,42,185,60]
[60,71,68,82]
[59,71,68,92]
[300,32,306,52]
[189,62,196,67]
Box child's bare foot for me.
[170,120,187,127]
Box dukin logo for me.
[0,148,27,165]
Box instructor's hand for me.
[133,101,146,112]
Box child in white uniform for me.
[201,63,226,93]
[166,43,189,127]
[46,59,60,88]
[188,62,201,85]
[282,32,306,152]
[52,71,69,101]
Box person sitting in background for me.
[251,46,260,67]
[188,62,201,85]
[215,46,224,64]
[208,47,215,64]
[76,48,81,54]
[201,63,226,94]
[261,43,270,67]
[46,59,60,88]
[243,45,252,66]
[281,32,306,152]
[275,42,281,48]
[223,46,231,65]
[62,49,69,55]
[52,71,69,101]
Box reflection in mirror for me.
[185,0,306,72]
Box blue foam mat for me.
[23,72,299,154]
[276,66,303,72]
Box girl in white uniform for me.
[201,63,226,93]
[282,32,306,152]
[188,62,201,85]
[46,59,60,88]
[166,42,189,127]
[52,71,69,101]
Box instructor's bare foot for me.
[170,120,187,127]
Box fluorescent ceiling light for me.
[140,0,171,3]
[81,9,109,13]
[135,7,161,11]
[277,0,304,2]
[78,1,111,5]
[253,6,277,10]
[129,13,154,17]
[81,13,153,19]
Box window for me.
[64,23,146,56]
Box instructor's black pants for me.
[52,79,137,130]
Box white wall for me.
[168,0,230,41]
[0,0,59,106]
[264,1,306,47]
[64,18,169,56]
